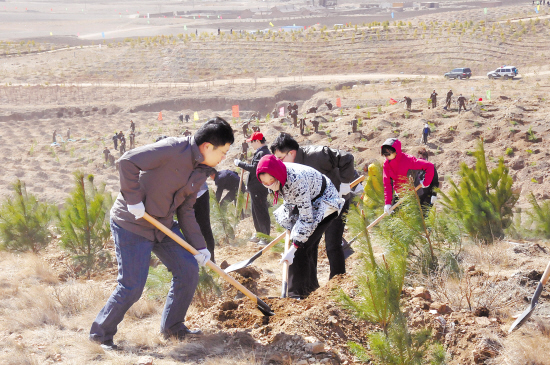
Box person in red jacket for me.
[381,138,435,215]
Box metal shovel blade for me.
[508,281,543,333]
[224,231,286,273]
[509,259,550,333]
[257,297,275,316]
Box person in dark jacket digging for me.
[89,117,234,350]
[270,133,355,280]
[212,169,246,206]
[415,148,439,214]
[257,155,344,298]
[234,132,271,245]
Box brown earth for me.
[0,2,550,364]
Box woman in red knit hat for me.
[256,155,344,298]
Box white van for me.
[487,66,519,80]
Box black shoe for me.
[100,340,118,351]
[164,325,202,340]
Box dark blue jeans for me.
[90,219,199,342]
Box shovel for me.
[509,260,550,333]
[281,231,291,298]
[342,184,423,257]
[224,231,287,273]
[142,212,275,317]
[224,175,366,274]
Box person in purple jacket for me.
[89,118,234,350]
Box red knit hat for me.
[256,155,287,204]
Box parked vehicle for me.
[487,66,519,80]
[444,67,472,80]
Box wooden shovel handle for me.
[142,212,259,304]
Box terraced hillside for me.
[1,5,549,84]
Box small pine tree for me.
[56,172,112,278]
[439,139,519,243]
[525,193,550,239]
[0,179,53,252]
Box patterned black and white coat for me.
[273,163,345,245]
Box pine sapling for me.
[0,179,53,252]
[56,172,112,278]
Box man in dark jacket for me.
[270,132,355,279]
[457,94,467,113]
[403,96,412,111]
[90,117,234,350]
[212,169,246,206]
[112,132,118,150]
[430,90,438,109]
[445,89,453,110]
[235,132,271,245]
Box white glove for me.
[431,196,437,204]
[419,179,429,188]
[127,202,145,219]
[339,183,351,197]
[280,245,298,265]
[194,248,211,266]
[384,204,393,215]
[353,183,364,193]
[234,159,241,167]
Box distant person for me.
[299,118,306,135]
[457,94,467,113]
[403,96,412,111]
[291,109,298,127]
[445,89,453,110]
[182,129,192,137]
[217,28,220,35]
[311,118,319,133]
[351,119,358,133]
[103,147,110,164]
[66,128,71,140]
[112,132,118,150]
[421,123,430,145]
[185,114,190,123]
[129,132,135,149]
[120,138,126,155]
[53,130,57,143]
[117,131,124,142]
[179,114,184,122]
[241,121,250,137]
[325,101,333,110]
[108,153,116,168]
[130,120,135,133]
[430,90,438,109]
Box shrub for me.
[525,193,550,238]
[505,147,513,156]
[0,180,54,252]
[56,172,112,278]
[439,140,519,243]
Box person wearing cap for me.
[234,132,271,245]
[270,133,354,280]
[380,138,435,216]
[256,155,344,298]
[457,94,467,113]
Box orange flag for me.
[389,98,398,105]
[157,112,163,121]
[232,105,239,118]
[336,98,341,108]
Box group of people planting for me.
[89,117,438,350]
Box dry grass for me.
[495,318,550,365]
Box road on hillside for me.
[9,70,547,89]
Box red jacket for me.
[382,138,435,205]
